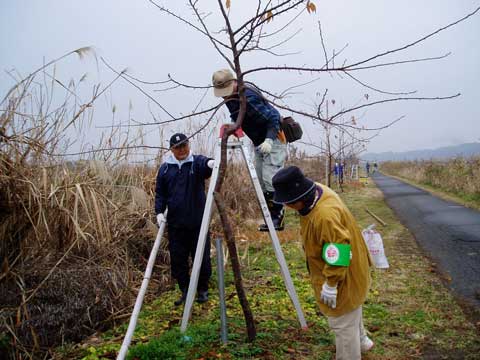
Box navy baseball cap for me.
[169,133,188,148]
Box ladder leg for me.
[117,217,168,360]
[180,140,221,332]
[240,144,307,329]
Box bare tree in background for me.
[298,89,400,188]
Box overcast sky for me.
[1,0,479,157]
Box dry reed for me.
[0,69,172,358]
[381,158,480,202]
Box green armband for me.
[322,243,351,266]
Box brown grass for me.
[380,158,480,206]
[0,70,173,358]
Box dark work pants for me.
[167,225,211,293]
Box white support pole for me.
[180,139,222,332]
[117,212,167,360]
[240,143,308,329]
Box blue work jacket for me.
[225,87,281,146]
[155,152,212,228]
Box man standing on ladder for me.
[212,69,287,231]
[155,133,215,306]
[272,166,374,360]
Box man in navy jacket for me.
[155,133,214,305]
[212,69,287,232]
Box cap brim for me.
[170,139,189,149]
[213,82,235,97]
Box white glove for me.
[258,138,273,154]
[156,213,166,226]
[320,282,338,309]
[207,159,215,169]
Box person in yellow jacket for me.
[272,166,374,360]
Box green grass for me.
[58,181,480,360]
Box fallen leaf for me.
[266,10,274,22]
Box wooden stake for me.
[365,208,387,226]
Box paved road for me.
[372,172,480,309]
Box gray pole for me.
[215,238,228,344]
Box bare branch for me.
[54,104,221,157]
[233,0,304,37]
[188,0,234,68]
[100,57,176,120]
[348,53,451,71]
[343,71,417,96]
[148,0,231,51]
[244,65,337,76]
[95,103,222,128]
[344,6,480,69]
[236,0,305,51]
[328,94,460,123]
[244,28,303,56]
[257,7,304,41]
[122,72,172,85]
[51,144,169,157]
[272,94,459,131]
[157,74,211,90]
[318,21,329,69]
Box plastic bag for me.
[362,224,389,269]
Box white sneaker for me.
[360,335,374,353]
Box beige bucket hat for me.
[212,69,236,97]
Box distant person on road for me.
[334,162,345,185]
[334,162,340,184]
[212,69,287,232]
[373,162,378,173]
[272,166,374,360]
[366,162,370,177]
[155,133,215,306]
[339,162,345,184]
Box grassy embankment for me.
[380,158,480,210]
[58,181,480,360]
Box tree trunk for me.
[213,129,256,341]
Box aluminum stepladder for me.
[180,126,307,333]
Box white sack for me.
[362,225,389,269]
